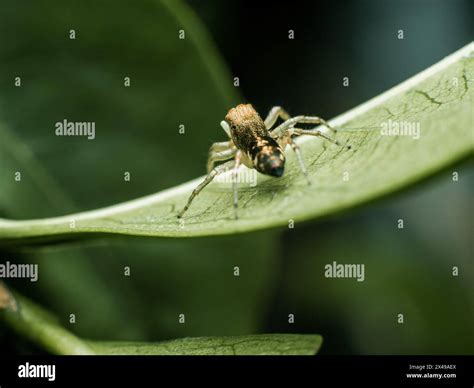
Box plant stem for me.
[0,291,95,355]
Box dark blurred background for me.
[191,0,473,119]
[0,0,473,355]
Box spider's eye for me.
[231,124,236,130]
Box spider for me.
[177,104,350,219]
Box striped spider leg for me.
[266,107,350,184]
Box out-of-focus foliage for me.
[1,291,322,355]
[0,0,278,346]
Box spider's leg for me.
[289,137,311,185]
[209,140,233,152]
[292,127,350,149]
[232,150,243,219]
[272,115,338,138]
[264,106,291,130]
[207,142,235,172]
[220,120,232,138]
[274,132,311,185]
[295,116,338,134]
[177,163,229,219]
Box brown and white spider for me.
[177,104,349,219]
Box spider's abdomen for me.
[250,136,285,177]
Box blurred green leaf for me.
[0,0,239,218]
[1,291,322,355]
[89,334,322,355]
[1,43,472,243]
[0,0,277,342]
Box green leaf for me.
[88,334,322,355]
[1,43,472,244]
[0,290,322,355]
[0,0,278,343]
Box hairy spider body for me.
[225,104,267,149]
[226,104,285,177]
[177,103,349,219]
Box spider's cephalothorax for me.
[177,103,350,219]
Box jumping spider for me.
[177,104,350,219]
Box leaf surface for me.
[1,43,472,243]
